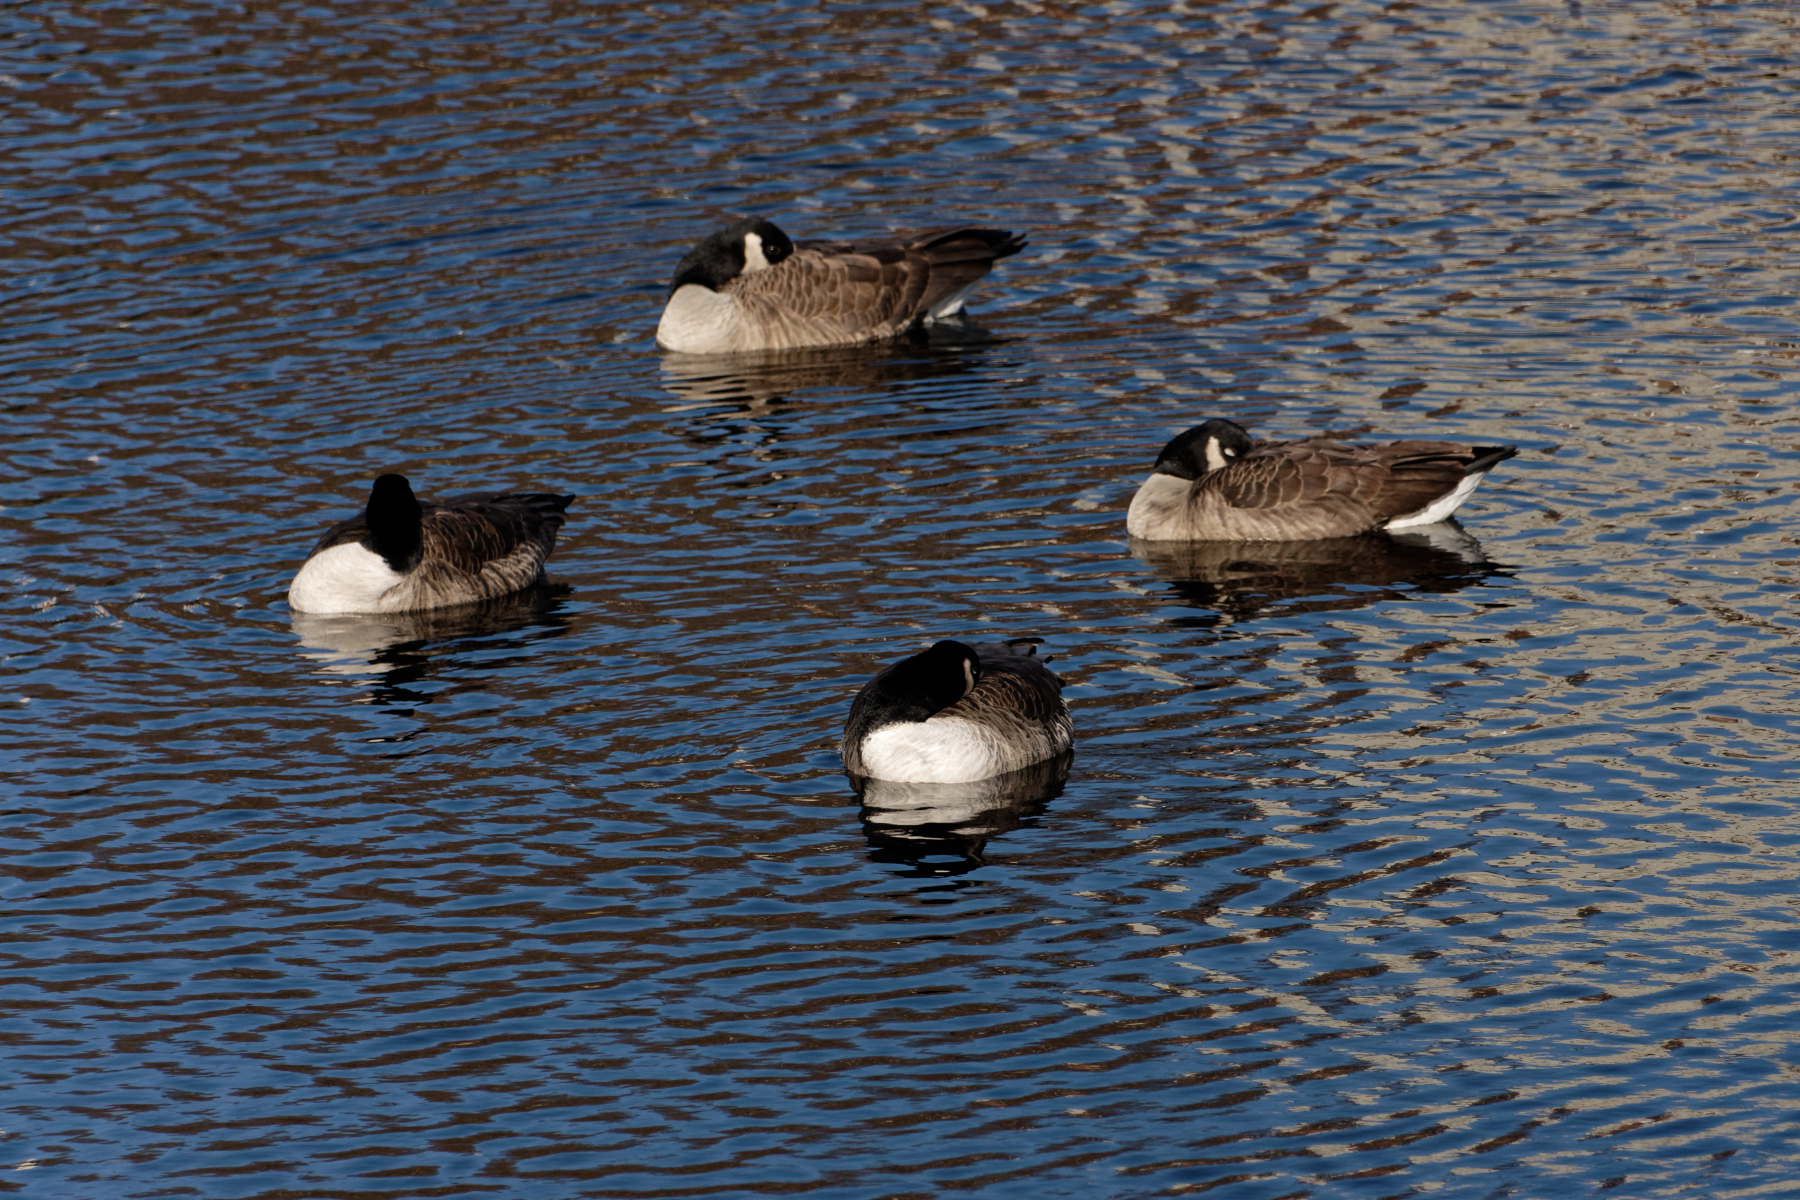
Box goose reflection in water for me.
[852,751,1072,876]
[1131,522,1509,623]
[287,584,572,705]
[658,327,999,410]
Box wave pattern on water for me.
[4,1,1800,1197]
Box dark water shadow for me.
[657,325,1002,410]
[286,583,574,705]
[1131,523,1512,626]
[850,751,1073,877]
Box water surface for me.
[6,2,1800,1197]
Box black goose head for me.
[1151,418,1256,481]
[862,640,982,726]
[364,473,425,574]
[668,217,796,294]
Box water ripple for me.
[5,1,1800,1197]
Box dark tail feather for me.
[911,229,1025,319]
[465,492,576,534]
[1465,446,1518,475]
[497,492,576,514]
[913,227,1027,264]
[970,637,1048,661]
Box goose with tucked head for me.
[656,216,1026,355]
[841,638,1072,784]
[288,474,574,614]
[1127,418,1517,542]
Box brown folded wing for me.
[728,228,1024,348]
[1201,439,1479,537]
[959,641,1066,724]
[409,495,566,597]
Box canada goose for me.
[841,638,1072,784]
[288,474,574,614]
[656,217,1025,355]
[1126,418,1517,542]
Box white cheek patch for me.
[1203,436,1228,473]
[742,231,771,273]
[962,659,976,697]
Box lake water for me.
[6,1,1800,1197]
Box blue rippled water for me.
[5,1,1800,1197]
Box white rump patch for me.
[857,716,1004,783]
[1386,469,1490,530]
[926,282,976,321]
[742,231,772,273]
[288,542,405,614]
